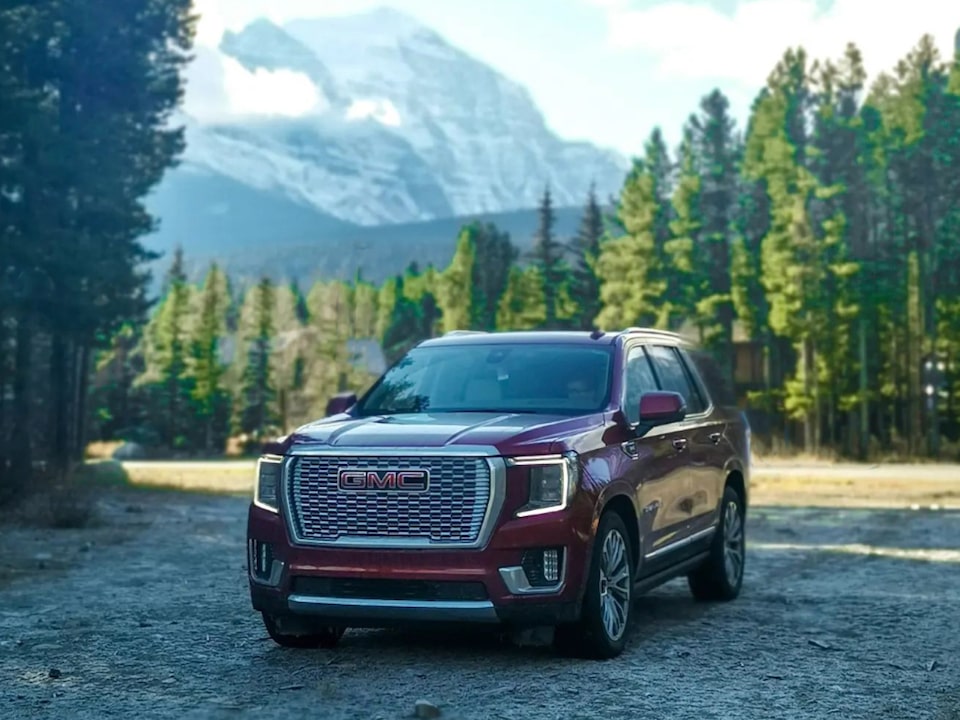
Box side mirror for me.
[325,392,357,417]
[636,391,686,432]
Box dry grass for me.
[84,440,125,460]
[750,467,960,508]
[123,464,253,495]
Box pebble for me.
[414,700,441,719]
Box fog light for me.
[249,540,275,581]
[543,549,559,583]
[520,547,564,588]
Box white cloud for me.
[221,58,324,117]
[346,99,403,127]
[598,0,959,88]
[186,0,326,122]
[184,46,324,122]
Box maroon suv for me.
[247,328,750,659]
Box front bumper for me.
[247,499,593,628]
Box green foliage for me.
[529,187,568,328]
[568,185,605,330]
[497,266,547,330]
[595,143,671,330]
[67,28,960,464]
[236,277,278,442]
[189,263,231,452]
[0,0,197,485]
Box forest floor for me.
[0,463,957,719]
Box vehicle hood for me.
[283,411,604,456]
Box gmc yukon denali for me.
[247,328,750,659]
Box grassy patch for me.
[80,459,254,496]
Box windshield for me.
[356,343,614,416]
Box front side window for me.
[623,346,659,425]
[355,343,614,416]
[646,344,706,414]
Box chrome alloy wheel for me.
[722,500,745,587]
[599,529,631,641]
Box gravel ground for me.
[0,489,958,720]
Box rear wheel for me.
[555,511,634,659]
[262,612,346,649]
[687,484,745,601]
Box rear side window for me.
[646,345,706,414]
[685,349,735,407]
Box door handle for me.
[709,432,722,445]
[672,438,688,451]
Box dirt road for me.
[1,488,958,720]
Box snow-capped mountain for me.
[170,6,630,228]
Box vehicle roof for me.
[417,328,690,348]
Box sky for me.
[188,0,960,158]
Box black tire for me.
[687,484,745,601]
[262,612,346,649]
[555,511,634,660]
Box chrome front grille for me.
[286,454,493,546]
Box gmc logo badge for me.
[337,469,430,492]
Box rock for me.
[48,668,61,680]
[414,700,441,719]
[112,442,149,460]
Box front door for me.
[645,344,721,540]
[620,342,693,577]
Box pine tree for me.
[595,150,670,331]
[664,126,706,332]
[156,246,195,449]
[569,184,604,330]
[497,266,547,330]
[471,223,517,331]
[694,90,740,379]
[236,277,278,444]
[438,227,477,332]
[189,263,230,452]
[530,187,567,329]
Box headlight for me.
[254,455,283,512]
[511,452,580,518]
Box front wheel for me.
[262,612,346,649]
[687,484,746,601]
[555,511,634,659]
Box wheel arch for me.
[722,457,748,510]
[597,493,640,574]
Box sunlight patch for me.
[753,541,960,564]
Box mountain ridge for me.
[144,6,629,286]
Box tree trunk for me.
[50,332,73,479]
[9,316,33,496]
[73,345,91,462]
[801,337,813,455]
[858,316,869,460]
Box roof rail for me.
[617,327,685,338]
[442,330,489,337]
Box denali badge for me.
[337,469,430,492]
